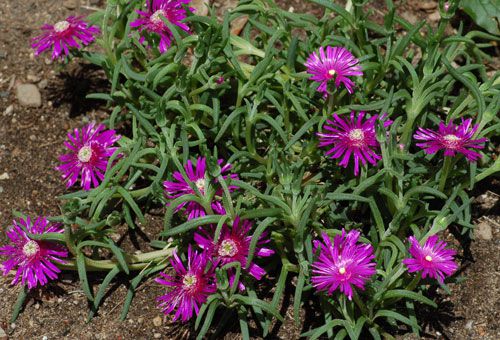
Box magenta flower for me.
[0,216,67,289]
[304,46,363,96]
[318,111,392,176]
[56,123,120,191]
[414,118,487,162]
[403,235,458,283]
[194,216,274,291]
[31,16,100,60]
[156,246,216,322]
[130,0,191,53]
[312,229,376,300]
[163,157,238,220]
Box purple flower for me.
[163,157,238,220]
[414,118,487,162]
[318,111,392,176]
[31,16,100,60]
[156,246,216,322]
[0,216,67,289]
[56,123,120,191]
[304,46,363,96]
[312,229,376,300]
[130,0,191,53]
[194,216,274,291]
[403,235,458,283]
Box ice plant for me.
[31,16,100,59]
[56,122,120,191]
[318,111,392,176]
[156,246,216,322]
[403,235,458,283]
[163,157,238,219]
[304,46,363,96]
[130,0,191,53]
[311,229,376,300]
[194,216,274,290]
[414,118,487,161]
[0,216,67,289]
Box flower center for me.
[328,69,336,76]
[338,267,346,275]
[195,178,206,192]
[425,255,433,262]
[22,240,40,257]
[182,273,198,289]
[151,9,167,24]
[54,20,70,33]
[77,146,93,163]
[442,134,461,149]
[348,129,365,146]
[218,239,238,257]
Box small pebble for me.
[419,1,437,10]
[27,74,41,83]
[63,0,78,9]
[38,79,49,89]
[4,105,13,115]
[428,11,441,21]
[475,222,493,240]
[34,303,40,310]
[0,172,9,180]
[0,326,7,340]
[153,316,162,327]
[153,333,161,339]
[16,83,42,107]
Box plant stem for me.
[438,157,452,192]
[400,115,416,147]
[57,246,175,272]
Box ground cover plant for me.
[1,0,499,339]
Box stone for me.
[0,172,9,180]
[16,84,41,107]
[191,0,209,16]
[419,2,437,11]
[230,15,249,36]
[0,326,7,340]
[401,12,418,24]
[153,334,162,339]
[27,74,41,83]
[63,0,78,9]
[153,316,162,327]
[4,105,13,115]
[38,79,49,89]
[428,11,441,21]
[475,222,493,240]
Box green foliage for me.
[461,0,500,35]
[10,0,500,338]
